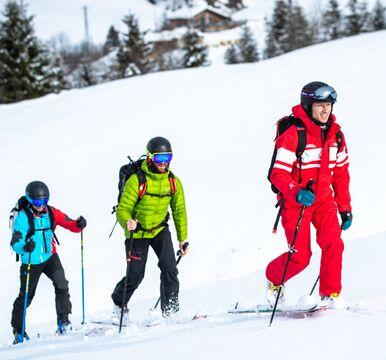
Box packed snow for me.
[0,29,386,359]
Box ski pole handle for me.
[176,241,189,257]
[305,179,314,192]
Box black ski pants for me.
[11,253,72,329]
[111,227,179,314]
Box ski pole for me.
[119,230,134,333]
[269,180,314,327]
[309,275,319,296]
[152,242,190,310]
[109,220,118,238]
[81,230,85,324]
[21,251,32,343]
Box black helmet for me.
[25,181,50,206]
[146,136,172,154]
[301,81,337,116]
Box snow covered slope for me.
[0,30,386,358]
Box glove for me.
[76,216,87,229]
[340,211,352,230]
[296,188,315,207]
[23,240,36,253]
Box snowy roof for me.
[167,5,231,20]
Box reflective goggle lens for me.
[302,85,337,103]
[27,195,49,206]
[151,152,173,164]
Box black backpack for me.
[267,115,343,194]
[9,196,58,261]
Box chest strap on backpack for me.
[135,213,170,233]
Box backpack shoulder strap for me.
[336,130,343,151]
[22,206,35,241]
[46,205,55,229]
[46,205,60,245]
[137,168,147,200]
[168,171,176,195]
[293,117,306,158]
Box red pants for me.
[266,198,344,296]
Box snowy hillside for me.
[1,29,386,358]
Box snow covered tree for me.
[103,25,120,54]
[116,13,152,78]
[224,44,240,64]
[344,0,371,36]
[181,29,209,68]
[227,0,244,10]
[265,0,313,58]
[264,0,290,58]
[285,3,314,51]
[0,1,62,103]
[238,25,259,62]
[371,0,386,31]
[322,0,343,41]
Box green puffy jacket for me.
[116,161,188,241]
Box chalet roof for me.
[167,5,231,21]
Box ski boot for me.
[112,304,129,326]
[13,328,30,345]
[267,281,285,308]
[56,316,72,335]
[320,293,348,310]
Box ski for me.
[228,303,328,316]
[89,313,208,329]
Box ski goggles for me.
[302,85,337,103]
[26,194,49,207]
[148,152,173,164]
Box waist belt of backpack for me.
[135,213,170,233]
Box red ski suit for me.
[266,104,351,296]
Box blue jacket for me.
[11,206,81,265]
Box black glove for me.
[23,240,36,253]
[76,216,87,229]
[340,211,353,230]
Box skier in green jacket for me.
[111,137,188,322]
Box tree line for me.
[0,0,385,104]
[225,0,386,65]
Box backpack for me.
[267,115,343,194]
[9,196,58,261]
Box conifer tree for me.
[227,0,244,9]
[322,0,343,41]
[238,25,259,62]
[264,0,290,58]
[103,25,120,54]
[116,13,152,78]
[265,0,313,58]
[285,3,314,51]
[371,0,386,31]
[0,1,61,103]
[345,0,370,36]
[224,44,239,64]
[181,29,209,68]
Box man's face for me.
[311,102,332,123]
[153,162,168,173]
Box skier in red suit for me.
[266,81,352,309]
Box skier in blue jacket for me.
[10,181,87,344]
